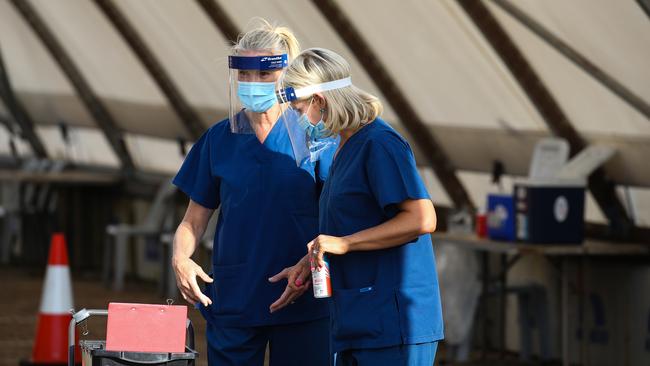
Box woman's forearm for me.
[172,221,202,263]
[344,200,436,252]
[172,200,213,264]
[344,212,423,251]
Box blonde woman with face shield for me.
[172,21,331,366]
[272,48,443,365]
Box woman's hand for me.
[172,256,213,307]
[307,235,351,270]
[173,200,214,307]
[268,255,312,313]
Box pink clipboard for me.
[106,302,187,353]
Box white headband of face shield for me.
[294,77,352,98]
[277,77,352,103]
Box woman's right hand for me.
[172,256,213,307]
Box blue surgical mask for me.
[299,115,328,140]
[298,99,330,139]
[237,81,277,112]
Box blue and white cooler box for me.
[514,179,585,244]
[486,194,516,241]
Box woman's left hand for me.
[308,235,351,270]
[268,256,312,313]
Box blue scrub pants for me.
[334,342,438,366]
[206,318,329,366]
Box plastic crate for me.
[69,308,197,366]
[80,340,197,366]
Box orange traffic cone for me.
[24,233,81,365]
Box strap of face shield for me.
[276,77,353,103]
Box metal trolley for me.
[68,308,198,366]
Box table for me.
[432,232,650,366]
[0,169,121,184]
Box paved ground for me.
[2,266,512,366]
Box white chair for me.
[0,158,65,263]
[0,182,19,263]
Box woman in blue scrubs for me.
[171,21,330,366]
[273,48,444,365]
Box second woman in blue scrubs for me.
[273,48,444,365]
[171,21,330,366]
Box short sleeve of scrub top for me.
[173,130,220,210]
[366,134,430,215]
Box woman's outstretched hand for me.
[173,256,213,307]
[268,255,312,313]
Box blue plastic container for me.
[486,194,517,241]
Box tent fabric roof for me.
[1,0,649,226]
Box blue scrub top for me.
[173,117,331,327]
[319,118,444,352]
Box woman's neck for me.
[336,120,375,157]
[338,128,356,146]
[335,127,359,158]
[250,106,281,143]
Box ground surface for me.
[2,267,529,366]
[0,267,208,366]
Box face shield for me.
[228,54,288,134]
[277,77,352,166]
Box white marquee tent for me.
[1,0,649,228]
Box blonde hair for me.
[233,18,300,60]
[280,48,383,134]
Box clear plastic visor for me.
[228,54,287,134]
